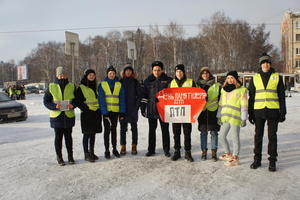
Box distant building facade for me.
[281,11,300,73]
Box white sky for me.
[0,0,299,63]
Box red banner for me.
[156,87,207,123]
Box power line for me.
[0,23,282,35]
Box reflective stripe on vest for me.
[79,84,99,111]
[253,73,279,109]
[101,81,121,112]
[220,86,247,126]
[204,82,220,111]
[170,78,193,88]
[49,83,75,118]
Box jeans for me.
[219,123,240,156]
[200,130,218,150]
[83,133,96,154]
[103,112,119,151]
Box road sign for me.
[65,31,79,57]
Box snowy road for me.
[0,94,300,200]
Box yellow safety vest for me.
[220,86,248,126]
[49,83,75,118]
[204,82,220,111]
[253,73,279,109]
[101,81,121,112]
[79,84,99,111]
[170,78,193,88]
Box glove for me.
[241,120,247,127]
[140,102,147,117]
[279,114,286,123]
[217,118,222,126]
[248,114,255,125]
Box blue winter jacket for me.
[98,77,126,115]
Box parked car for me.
[0,92,27,123]
[26,86,39,94]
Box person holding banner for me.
[217,71,248,166]
[141,61,173,157]
[119,65,141,155]
[169,64,196,162]
[43,66,76,166]
[76,69,102,162]
[99,66,126,159]
[196,67,221,162]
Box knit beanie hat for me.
[84,69,96,77]
[259,53,272,65]
[56,66,64,76]
[151,61,164,70]
[175,64,185,73]
[106,66,117,74]
[123,65,134,73]
[226,70,241,84]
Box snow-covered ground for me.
[0,94,300,200]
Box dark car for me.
[0,92,27,123]
[26,86,39,94]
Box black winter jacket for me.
[248,67,286,120]
[196,77,221,132]
[75,76,102,134]
[120,77,141,123]
[142,73,172,119]
[43,78,76,129]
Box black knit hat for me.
[226,70,241,84]
[84,69,96,76]
[175,64,185,73]
[151,61,164,70]
[259,53,272,65]
[106,66,116,74]
[123,65,134,73]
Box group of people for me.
[5,84,26,100]
[44,53,286,172]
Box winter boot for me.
[164,151,171,157]
[201,149,207,161]
[68,154,75,164]
[90,150,99,160]
[131,144,137,155]
[211,149,218,162]
[113,149,120,158]
[269,161,276,172]
[57,155,65,166]
[185,151,194,162]
[250,160,261,169]
[145,151,155,157]
[171,150,181,161]
[120,145,126,156]
[105,151,111,159]
[84,153,95,162]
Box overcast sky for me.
[0,0,299,63]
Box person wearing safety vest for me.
[217,71,248,167]
[169,64,196,162]
[43,66,76,166]
[248,53,286,172]
[196,67,221,162]
[98,66,126,159]
[75,69,102,163]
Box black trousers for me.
[172,123,192,152]
[83,133,96,154]
[103,112,119,151]
[54,128,73,157]
[148,118,170,153]
[254,117,279,162]
[120,121,138,145]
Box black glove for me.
[279,113,286,123]
[248,114,255,125]
[140,102,147,117]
